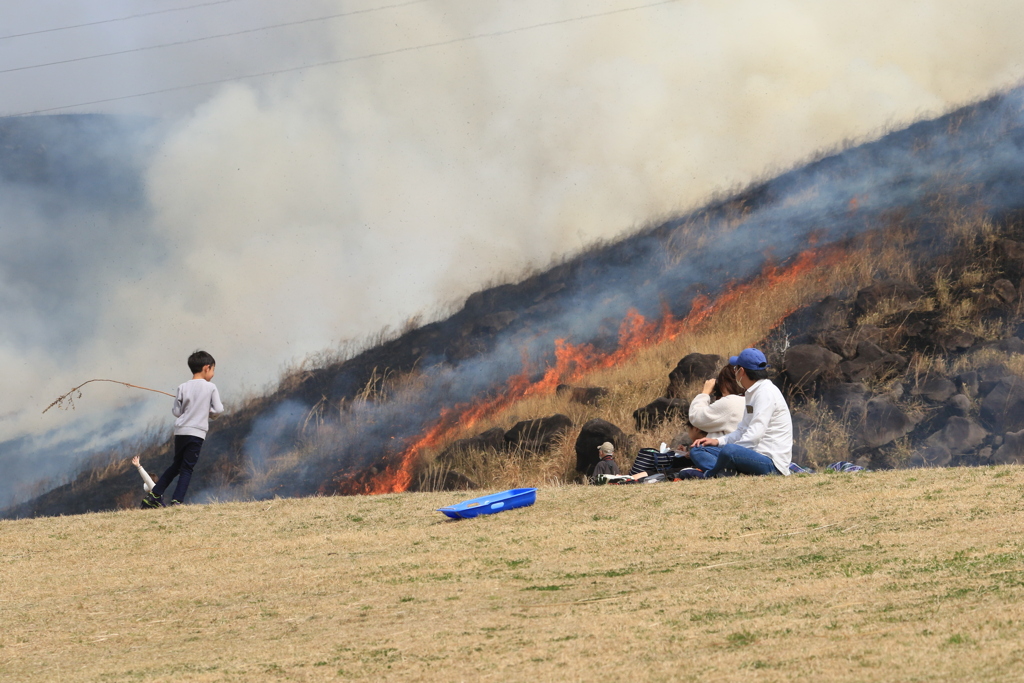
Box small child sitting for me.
[591,442,621,483]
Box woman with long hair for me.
[688,363,745,439]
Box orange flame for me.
[331,244,847,495]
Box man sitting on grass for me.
[688,348,792,477]
[591,442,621,483]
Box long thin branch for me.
[43,379,174,414]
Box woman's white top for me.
[688,393,745,439]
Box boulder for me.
[980,378,1024,432]
[978,380,1000,398]
[779,296,848,341]
[854,280,925,317]
[436,427,507,463]
[895,310,943,346]
[633,397,688,431]
[995,239,1024,264]
[853,398,917,449]
[669,430,696,450]
[475,310,518,334]
[574,418,627,475]
[907,444,953,468]
[993,429,1024,465]
[839,342,906,382]
[945,394,972,418]
[992,279,1017,304]
[791,411,815,437]
[955,371,979,397]
[910,377,957,403]
[976,364,1009,398]
[923,417,988,454]
[666,353,722,398]
[977,365,1008,381]
[822,382,870,424]
[782,344,842,391]
[934,329,977,352]
[823,325,884,359]
[853,454,875,470]
[996,337,1024,355]
[504,414,573,453]
[556,384,609,406]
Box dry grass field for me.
[3,466,1024,682]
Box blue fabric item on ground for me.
[827,461,867,472]
[682,452,867,478]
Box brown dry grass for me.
[3,467,1024,681]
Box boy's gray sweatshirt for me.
[172,379,224,438]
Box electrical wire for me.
[5,0,680,117]
[0,0,246,41]
[0,0,430,76]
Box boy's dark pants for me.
[153,435,204,503]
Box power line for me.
[0,0,246,41]
[6,0,681,117]
[0,0,430,76]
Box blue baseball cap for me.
[729,348,769,371]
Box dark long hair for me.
[714,364,744,399]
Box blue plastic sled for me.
[438,488,537,519]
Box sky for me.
[3,0,1024,501]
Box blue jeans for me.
[689,444,780,478]
[153,435,204,503]
[688,446,721,471]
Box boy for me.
[142,350,224,508]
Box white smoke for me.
[4,0,1024,503]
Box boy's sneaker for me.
[141,492,164,509]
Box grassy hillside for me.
[3,467,1024,681]
[415,209,1024,489]
[14,88,1024,517]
